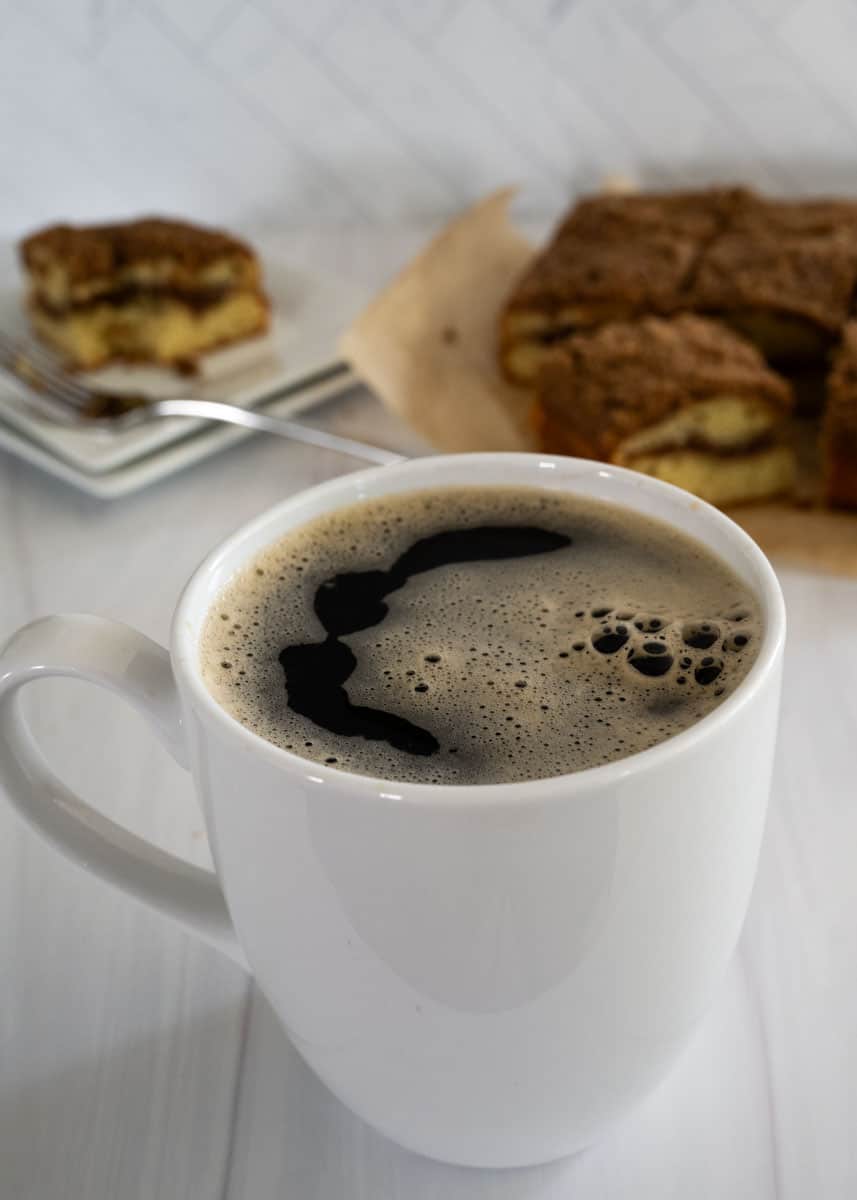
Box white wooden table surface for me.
[1,353,856,1196]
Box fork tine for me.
[0,329,94,411]
[0,329,85,393]
[13,337,93,401]
[13,335,79,378]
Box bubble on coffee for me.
[201,485,761,785]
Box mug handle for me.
[0,614,245,967]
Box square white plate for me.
[0,231,367,477]
[0,368,360,499]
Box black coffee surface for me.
[279,526,571,759]
[201,486,761,784]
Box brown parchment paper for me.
[341,191,857,577]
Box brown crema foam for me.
[200,485,761,785]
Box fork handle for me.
[151,398,405,465]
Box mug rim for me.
[172,452,786,806]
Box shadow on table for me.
[0,1002,245,1200]
[0,958,778,1200]
[0,985,563,1200]
[227,986,579,1199]
[226,964,778,1200]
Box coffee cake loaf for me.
[500,187,857,385]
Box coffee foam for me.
[201,486,761,785]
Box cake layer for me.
[21,218,261,308]
[31,282,239,316]
[538,409,796,507]
[27,290,269,371]
[622,443,796,507]
[614,398,778,460]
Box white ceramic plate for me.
[0,233,367,476]
[0,368,359,498]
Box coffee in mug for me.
[201,485,760,784]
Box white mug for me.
[0,453,784,1168]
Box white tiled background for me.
[4,0,857,239]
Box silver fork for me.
[0,330,403,466]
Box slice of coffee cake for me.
[499,188,746,384]
[689,196,857,368]
[20,218,269,370]
[534,315,795,506]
